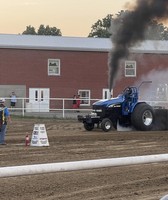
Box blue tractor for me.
[78,83,155,132]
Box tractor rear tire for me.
[131,103,155,131]
[84,123,94,131]
[101,118,113,132]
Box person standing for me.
[10,92,17,110]
[72,95,77,109]
[0,98,11,145]
[76,94,81,109]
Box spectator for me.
[76,94,81,109]
[10,92,17,110]
[0,98,11,145]
[72,95,77,109]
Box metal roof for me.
[0,34,111,52]
[0,34,167,54]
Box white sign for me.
[30,124,49,147]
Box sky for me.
[0,0,134,37]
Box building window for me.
[48,59,60,76]
[78,90,90,106]
[125,61,136,77]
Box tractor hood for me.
[93,95,124,107]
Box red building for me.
[0,34,167,110]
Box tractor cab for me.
[122,86,138,115]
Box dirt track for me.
[0,117,168,200]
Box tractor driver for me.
[124,87,132,112]
[125,87,132,98]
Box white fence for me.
[5,97,98,118]
[4,97,168,118]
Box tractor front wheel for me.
[101,118,113,132]
[84,123,94,131]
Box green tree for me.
[88,11,168,40]
[22,25,36,35]
[88,14,113,38]
[37,24,46,35]
[37,25,61,36]
[144,20,168,40]
[22,25,62,36]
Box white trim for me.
[78,89,90,106]
[125,61,136,77]
[48,59,60,76]
[102,89,112,99]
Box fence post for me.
[63,98,65,118]
[22,98,25,116]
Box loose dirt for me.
[0,117,168,200]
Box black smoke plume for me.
[108,0,168,91]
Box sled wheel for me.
[84,123,94,131]
[101,118,112,132]
[131,103,154,131]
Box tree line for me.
[22,24,62,36]
[22,10,168,40]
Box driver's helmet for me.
[126,87,132,95]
